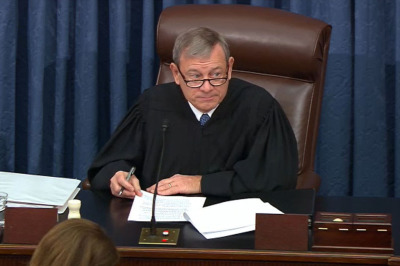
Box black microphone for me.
[150,119,169,235]
[139,119,180,245]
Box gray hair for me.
[172,27,230,66]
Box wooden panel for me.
[389,257,400,266]
[117,247,391,265]
[0,240,394,265]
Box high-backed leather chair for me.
[156,4,332,190]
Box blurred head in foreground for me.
[30,218,119,266]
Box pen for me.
[118,166,136,196]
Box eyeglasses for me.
[177,66,228,88]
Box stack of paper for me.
[183,198,283,239]
[128,190,206,222]
[128,191,283,239]
[0,171,81,213]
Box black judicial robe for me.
[87,78,298,197]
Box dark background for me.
[0,0,399,197]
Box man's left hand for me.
[146,174,202,195]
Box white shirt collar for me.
[188,101,217,121]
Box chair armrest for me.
[82,178,91,190]
[296,170,321,191]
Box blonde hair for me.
[30,219,119,266]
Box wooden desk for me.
[1,190,400,266]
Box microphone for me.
[139,119,180,245]
[150,119,169,235]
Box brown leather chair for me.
[156,4,332,190]
[82,4,332,191]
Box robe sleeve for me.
[87,98,146,190]
[201,100,298,197]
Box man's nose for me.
[199,80,213,92]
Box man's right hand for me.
[110,171,142,198]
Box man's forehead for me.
[185,65,224,73]
[180,44,224,62]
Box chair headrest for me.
[157,4,332,82]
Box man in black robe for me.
[87,27,298,198]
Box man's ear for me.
[170,63,180,85]
[228,57,235,80]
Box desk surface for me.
[1,190,400,266]
[74,189,317,250]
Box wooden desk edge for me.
[0,244,397,265]
[0,244,36,255]
[389,256,400,265]
[117,246,392,264]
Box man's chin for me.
[196,104,217,113]
[194,98,219,110]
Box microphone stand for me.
[139,120,180,245]
[150,122,167,235]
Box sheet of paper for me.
[6,203,53,209]
[57,187,80,213]
[128,190,206,222]
[183,198,283,239]
[0,171,81,212]
[6,187,79,214]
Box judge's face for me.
[170,44,234,113]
